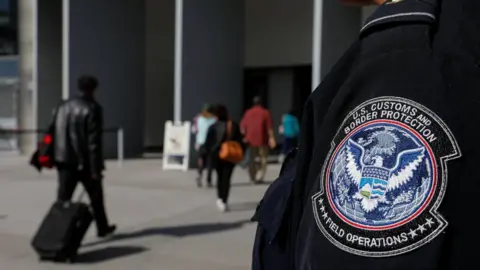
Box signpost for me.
[162,121,191,171]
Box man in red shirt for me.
[240,96,276,183]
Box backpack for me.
[30,101,62,171]
[218,121,244,163]
[30,119,55,171]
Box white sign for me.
[162,121,191,171]
[0,118,18,152]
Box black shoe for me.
[207,182,213,188]
[98,224,117,238]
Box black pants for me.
[215,160,235,203]
[198,151,213,184]
[57,166,109,233]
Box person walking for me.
[204,104,244,212]
[53,75,116,238]
[278,110,300,160]
[193,104,216,188]
[241,96,276,183]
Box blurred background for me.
[0,1,381,269]
[0,0,376,159]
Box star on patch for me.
[408,229,418,239]
[320,206,326,212]
[417,224,427,234]
[322,212,328,219]
[425,218,435,228]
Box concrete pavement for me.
[0,155,279,270]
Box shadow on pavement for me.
[231,180,274,187]
[83,219,251,248]
[228,202,259,212]
[76,245,148,263]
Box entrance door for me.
[243,69,269,112]
[292,65,312,120]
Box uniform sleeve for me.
[287,97,315,267]
[294,117,300,136]
[433,0,480,61]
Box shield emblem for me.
[359,166,390,199]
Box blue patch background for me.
[327,122,434,227]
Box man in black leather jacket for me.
[54,75,116,238]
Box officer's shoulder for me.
[361,0,438,36]
[308,0,440,108]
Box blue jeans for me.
[240,147,251,168]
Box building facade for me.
[10,0,376,157]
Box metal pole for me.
[173,0,183,122]
[62,0,70,100]
[117,128,124,168]
[32,0,39,146]
[312,0,323,92]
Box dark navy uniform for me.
[253,0,480,269]
[252,148,297,270]
[288,0,480,269]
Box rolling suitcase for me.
[31,191,93,263]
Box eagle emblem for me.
[345,139,425,213]
[312,96,461,257]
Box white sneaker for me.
[216,199,228,212]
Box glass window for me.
[0,0,17,56]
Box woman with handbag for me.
[204,104,244,212]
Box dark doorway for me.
[243,69,269,112]
[0,0,18,55]
[292,65,312,120]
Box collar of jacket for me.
[361,0,439,35]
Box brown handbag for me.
[219,121,244,163]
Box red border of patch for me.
[325,119,438,231]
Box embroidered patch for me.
[312,96,460,257]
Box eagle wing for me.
[387,147,425,191]
[345,139,365,185]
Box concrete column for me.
[312,0,323,91]
[313,2,361,82]
[17,0,37,154]
[177,0,244,168]
[37,0,62,128]
[177,0,245,122]
[145,0,175,149]
[67,0,145,158]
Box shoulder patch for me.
[312,96,460,257]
